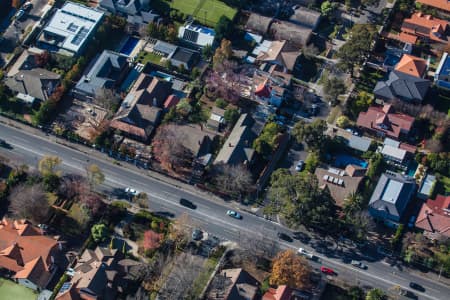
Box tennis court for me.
[0,278,37,300]
[169,0,237,26]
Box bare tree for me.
[211,163,254,197]
[86,164,105,189]
[9,184,50,224]
[94,88,121,117]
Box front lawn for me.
[168,0,237,26]
[0,278,37,300]
[355,68,384,93]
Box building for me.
[380,138,416,164]
[152,40,178,57]
[369,172,416,224]
[401,12,449,44]
[416,0,450,12]
[434,52,450,90]
[178,22,215,48]
[356,104,415,139]
[254,40,301,72]
[315,165,366,207]
[55,246,143,300]
[37,2,104,56]
[208,268,259,300]
[110,73,171,141]
[72,50,130,101]
[5,68,61,103]
[245,13,273,35]
[394,54,427,78]
[0,218,62,291]
[99,0,150,15]
[373,70,430,102]
[206,106,226,132]
[214,114,258,166]
[263,285,312,300]
[269,20,312,47]
[418,174,437,200]
[170,47,199,70]
[348,135,372,152]
[415,195,450,239]
[289,6,321,30]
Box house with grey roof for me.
[269,20,313,47]
[373,70,430,102]
[5,68,61,104]
[99,0,158,29]
[170,47,199,70]
[369,172,416,224]
[72,50,130,101]
[110,73,171,141]
[245,13,273,35]
[214,114,258,166]
[289,6,321,29]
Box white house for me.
[178,22,215,48]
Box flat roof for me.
[436,52,450,77]
[348,135,372,152]
[419,174,436,196]
[42,2,104,53]
[382,180,404,203]
[381,145,407,160]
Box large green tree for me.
[291,119,327,150]
[268,169,337,231]
[323,77,346,102]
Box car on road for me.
[277,232,293,242]
[179,198,197,209]
[295,160,305,172]
[350,260,367,269]
[22,2,33,10]
[124,187,139,196]
[298,248,313,259]
[0,139,12,149]
[320,266,335,275]
[15,9,26,20]
[293,232,310,243]
[192,229,203,241]
[409,282,425,292]
[399,289,418,299]
[226,210,242,219]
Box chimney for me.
[153,97,158,107]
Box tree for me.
[213,39,232,70]
[86,164,105,188]
[337,25,377,77]
[336,115,350,128]
[214,16,232,43]
[176,98,193,118]
[143,230,162,250]
[94,88,121,117]
[224,108,240,124]
[152,124,194,170]
[38,155,62,176]
[349,91,373,117]
[304,151,320,173]
[268,169,337,231]
[202,44,213,59]
[323,77,346,102]
[270,249,311,289]
[343,192,364,217]
[133,192,149,209]
[211,163,254,197]
[9,184,50,224]
[12,0,21,9]
[253,122,282,157]
[321,1,337,17]
[366,288,386,300]
[291,119,327,150]
[91,223,109,242]
[34,51,50,67]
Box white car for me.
[125,187,139,196]
[295,160,305,172]
[298,248,313,259]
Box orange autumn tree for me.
[270,249,311,289]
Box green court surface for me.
[170,0,237,26]
[0,278,37,300]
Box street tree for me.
[91,223,109,242]
[210,163,254,198]
[366,288,386,300]
[336,115,350,128]
[133,192,149,209]
[38,155,62,176]
[323,77,346,102]
[321,1,337,17]
[86,164,105,188]
[304,151,320,173]
[9,183,50,224]
[291,119,327,150]
[270,249,311,289]
[268,169,337,231]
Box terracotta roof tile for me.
[401,12,449,43]
[395,54,427,78]
[417,0,450,12]
[415,195,450,237]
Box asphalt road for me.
[0,122,449,300]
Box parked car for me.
[295,160,305,171]
[125,187,139,196]
[15,9,25,20]
[409,282,425,292]
[298,248,313,259]
[277,232,293,242]
[399,289,418,299]
[192,229,203,241]
[180,198,197,209]
[350,260,368,269]
[22,2,33,10]
[226,210,242,219]
[320,266,335,275]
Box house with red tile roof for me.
[395,54,427,78]
[263,285,313,300]
[417,0,450,12]
[0,218,62,291]
[356,104,415,139]
[401,12,449,44]
[415,195,450,239]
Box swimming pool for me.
[334,154,368,169]
[120,37,139,56]
[150,71,172,82]
[406,160,418,177]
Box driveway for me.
[278,140,308,174]
[0,0,49,67]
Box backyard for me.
[0,278,37,300]
[167,0,237,26]
[136,51,164,66]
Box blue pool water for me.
[150,71,172,81]
[334,154,368,169]
[120,37,139,56]
[406,160,418,177]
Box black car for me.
[192,229,203,241]
[180,198,197,209]
[277,232,293,242]
[399,289,418,299]
[409,282,425,292]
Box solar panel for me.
[71,27,89,46]
[67,23,78,32]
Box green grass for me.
[168,0,237,26]
[434,176,450,196]
[0,278,37,300]
[136,51,164,66]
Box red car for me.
[320,266,335,275]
